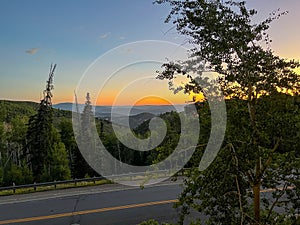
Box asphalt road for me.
[0,182,184,225]
[0,179,287,225]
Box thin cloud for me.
[25,48,39,55]
[99,32,111,39]
[119,36,125,40]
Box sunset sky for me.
[0,0,300,105]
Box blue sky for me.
[0,0,300,104]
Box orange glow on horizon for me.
[94,87,193,106]
[133,96,173,106]
[52,90,202,106]
[95,95,188,106]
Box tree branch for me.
[266,182,288,221]
[258,138,281,180]
[235,175,245,225]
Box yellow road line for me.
[0,199,179,224]
[0,186,292,224]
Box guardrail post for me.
[0,175,108,195]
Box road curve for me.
[0,182,183,225]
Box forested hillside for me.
[0,97,184,185]
[0,97,124,185]
[1,90,300,225]
[0,95,202,185]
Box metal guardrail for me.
[0,169,188,194]
[0,176,106,193]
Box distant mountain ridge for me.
[0,100,186,129]
[53,102,186,128]
[53,102,186,119]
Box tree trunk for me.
[253,157,261,225]
[247,86,261,224]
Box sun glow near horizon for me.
[94,88,193,106]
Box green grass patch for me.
[0,179,112,196]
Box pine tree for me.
[26,64,70,182]
[75,92,96,178]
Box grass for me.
[0,171,184,197]
[0,179,112,196]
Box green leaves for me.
[156,0,300,99]
[155,1,300,223]
[138,219,172,225]
[171,96,300,225]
